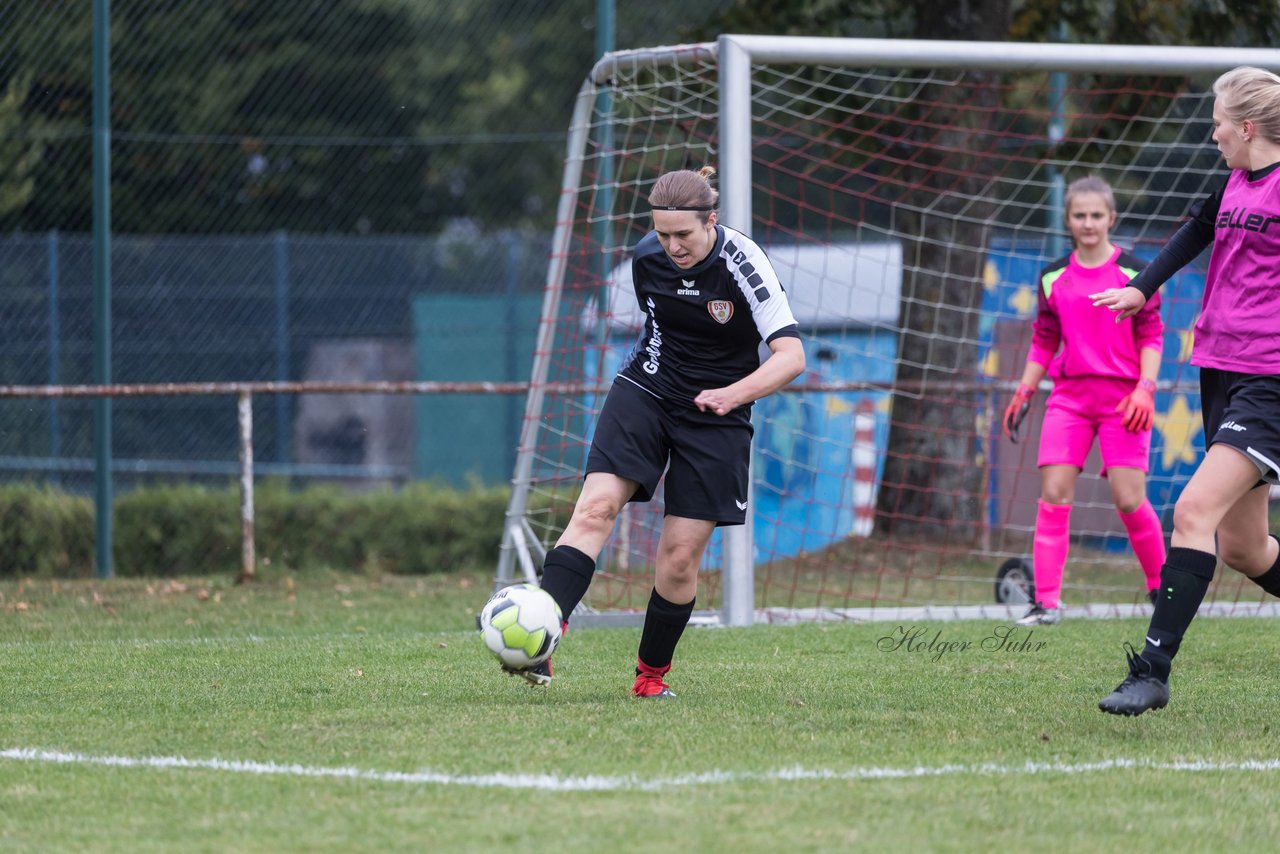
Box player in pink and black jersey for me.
[1092,67,1280,716]
[1002,176,1166,626]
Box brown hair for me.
[1214,66,1280,145]
[1063,175,1116,220]
[648,166,719,223]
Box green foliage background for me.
[0,1,739,235]
[4,0,1276,236]
[1,0,1277,551]
[0,481,513,578]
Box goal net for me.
[498,36,1280,625]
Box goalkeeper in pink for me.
[1002,175,1165,626]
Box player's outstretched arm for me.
[1090,286,1147,322]
[1091,214,1213,322]
[694,336,805,416]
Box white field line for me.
[4,748,1280,792]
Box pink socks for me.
[1034,499,1166,607]
[1119,500,1166,593]
[1033,500,1072,609]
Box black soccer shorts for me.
[585,378,754,525]
[1199,368,1280,485]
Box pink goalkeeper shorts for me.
[1037,376,1152,476]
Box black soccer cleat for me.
[1098,642,1169,716]
[502,658,552,687]
[1016,602,1060,626]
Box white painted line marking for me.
[4,748,1280,791]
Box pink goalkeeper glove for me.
[1002,384,1035,444]
[1116,379,1156,432]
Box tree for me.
[0,2,94,231]
[385,1,597,231]
[1,1,429,233]
[697,1,1014,538]
[869,1,1012,539]
[0,0,736,235]
[0,75,44,218]
[111,1,428,233]
[1012,0,1280,45]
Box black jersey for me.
[617,224,800,406]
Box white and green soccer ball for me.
[479,583,563,668]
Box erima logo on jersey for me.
[1220,421,1247,432]
[677,278,700,296]
[735,499,748,510]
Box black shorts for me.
[585,377,754,526]
[1199,368,1280,485]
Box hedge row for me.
[0,480,523,578]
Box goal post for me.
[498,36,1280,627]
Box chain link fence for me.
[0,0,736,492]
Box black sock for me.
[637,587,695,671]
[538,545,595,623]
[1247,536,1280,598]
[1142,547,1217,680]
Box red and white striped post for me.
[852,397,877,537]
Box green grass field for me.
[3,570,1279,852]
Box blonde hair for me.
[1063,175,1116,220]
[649,166,719,223]
[1213,66,1280,145]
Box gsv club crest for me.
[707,300,733,324]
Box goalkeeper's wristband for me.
[1137,378,1156,393]
[1014,383,1035,400]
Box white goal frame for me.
[497,35,1280,627]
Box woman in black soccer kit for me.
[504,166,805,697]
[1091,66,1280,716]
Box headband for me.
[651,205,716,212]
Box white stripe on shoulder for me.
[718,227,797,339]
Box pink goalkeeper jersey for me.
[1194,167,1280,373]
[1027,246,1163,380]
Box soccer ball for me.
[479,583,563,669]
